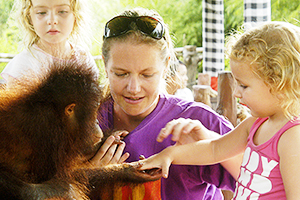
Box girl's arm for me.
[278,125,300,199]
[140,117,256,179]
[157,118,245,178]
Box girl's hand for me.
[157,118,219,145]
[90,131,130,166]
[139,147,174,178]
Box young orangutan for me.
[0,60,161,200]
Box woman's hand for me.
[90,130,130,166]
[157,118,220,145]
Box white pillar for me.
[244,0,272,30]
[202,0,225,77]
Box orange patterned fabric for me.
[113,180,162,200]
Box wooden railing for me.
[0,47,203,63]
[0,53,15,63]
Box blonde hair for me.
[102,7,176,66]
[11,0,92,50]
[226,21,300,119]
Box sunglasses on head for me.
[103,16,165,40]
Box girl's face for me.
[231,59,281,118]
[105,41,167,119]
[30,0,75,47]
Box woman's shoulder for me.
[160,93,224,119]
[156,94,234,133]
[162,93,211,109]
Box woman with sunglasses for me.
[98,7,240,200]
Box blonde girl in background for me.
[141,21,300,199]
[166,60,194,101]
[2,0,128,173]
[1,0,98,83]
[173,60,194,101]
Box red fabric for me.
[118,180,161,200]
[211,76,218,91]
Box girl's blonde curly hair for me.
[226,21,300,119]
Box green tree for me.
[272,0,300,25]
[0,0,14,33]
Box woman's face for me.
[105,41,167,118]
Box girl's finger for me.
[157,127,170,142]
[157,119,182,142]
[162,163,170,178]
[170,119,191,141]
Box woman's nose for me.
[127,76,141,94]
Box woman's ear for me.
[65,103,76,117]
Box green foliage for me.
[272,0,300,26]
[224,0,244,35]
[0,63,6,74]
[0,0,14,33]
[166,0,203,47]
[0,0,19,79]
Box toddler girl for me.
[141,21,300,199]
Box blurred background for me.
[0,0,299,77]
